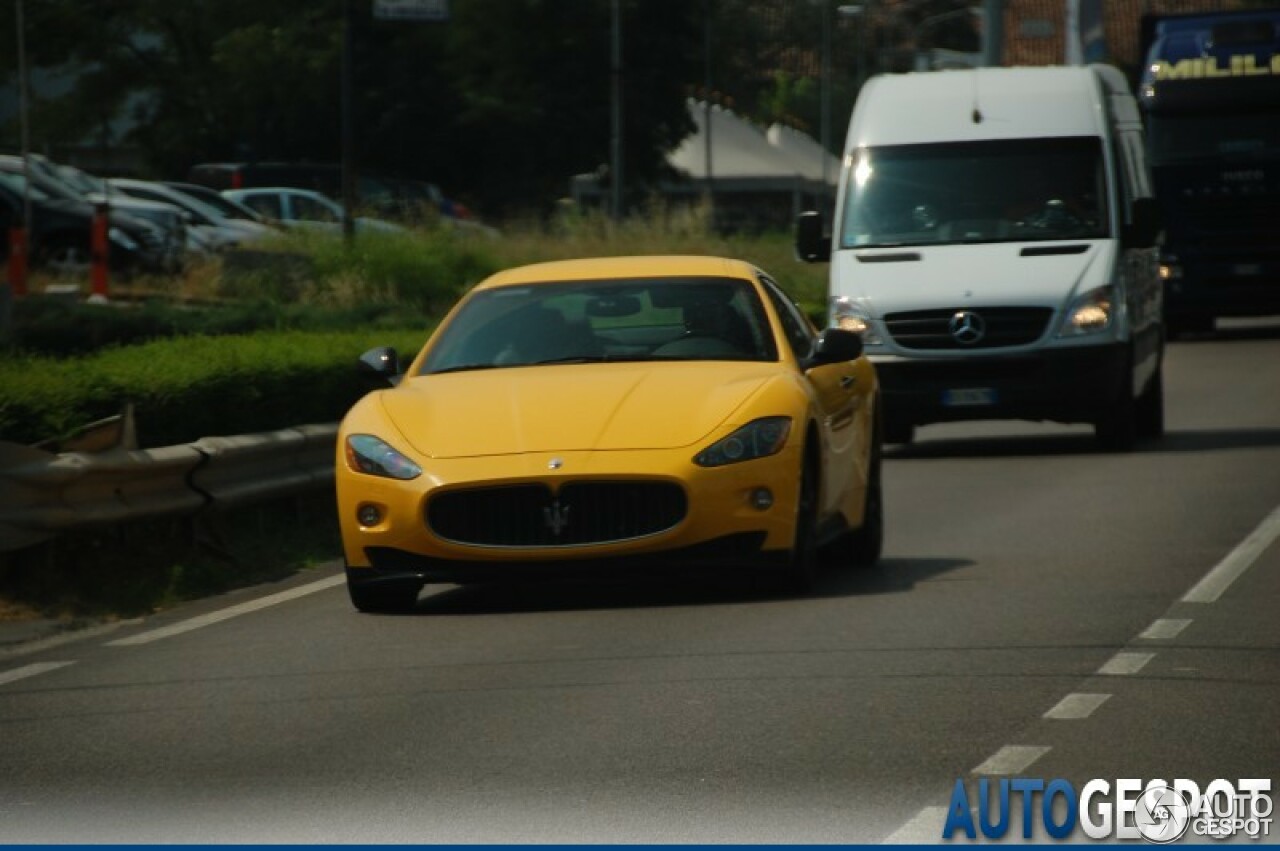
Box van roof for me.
[849,66,1110,149]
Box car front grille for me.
[884,307,1053,350]
[426,481,688,548]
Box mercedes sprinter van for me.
[797,65,1164,450]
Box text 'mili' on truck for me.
[1139,10,1280,337]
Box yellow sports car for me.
[336,256,882,612]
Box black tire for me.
[1166,315,1213,341]
[780,451,821,593]
[347,576,421,614]
[848,436,884,568]
[884,419,915,446]
[1136,361,1164,441]
[1095,352,1138,452]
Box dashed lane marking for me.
[971,745,1051,776]
[1138,618,1192,640]
[1043,692,1111,720]
[1096,651,1155,676]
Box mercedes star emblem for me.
[949,310,986,345]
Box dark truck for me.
[1139,10,1280,337]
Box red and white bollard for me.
[6,226,27,297]
[90,202,109,300]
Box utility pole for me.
[610,0,624,220]
[341,0,356,242]
[983,0,1004,67]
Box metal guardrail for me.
[0,424,338,553]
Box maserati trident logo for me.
[543,499,571,536]
[949,310,986,345]
[548,457,564,470]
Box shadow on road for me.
[411,556,974,616]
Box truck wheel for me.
[884,420,915,446]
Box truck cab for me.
[1139,10,1280,336]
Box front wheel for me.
[1136,361,1164,441]
[778,453,821,593]
[1095,353,1138,452]
[825,418,884,569]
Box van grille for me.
[426,481,687,548]
[884,307,1053,350]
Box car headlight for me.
[829,296,882,345]
[108,227,139,252]
[1159,260,1182,281]
[344,434,422,480]
[694,417,792,467]
[1058,285,1114,337]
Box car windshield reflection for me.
[420,277,779,375]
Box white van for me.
[796,65,1164,450]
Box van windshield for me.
[839,137,1109,248]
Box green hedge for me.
[0,329,431,448]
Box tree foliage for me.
[6,1,976,216]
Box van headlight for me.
[1058,285,1114,336]
[828,296,882,345]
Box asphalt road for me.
[1,321,1278,843]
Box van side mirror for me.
[1123,197,1161,249]
[795,211,831,263]
[808,328,863,367]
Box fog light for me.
[750,487,774,510]
[357,503,383,527]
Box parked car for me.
[108,178,275,250]
[188,161,483,229]
[160,181,272,226]
[0,171,168,276]
[223,186,404,234]
[1,155,186,271]
[337,255,883,612]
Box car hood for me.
[381,362,779,458]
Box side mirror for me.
[808,328,863,367]
[358,346,402,387]
[1123,197,1161,249]
[795,211,831,263]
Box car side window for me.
[292,194,340,223]
[759,275,815,361]
[242,194,282,219]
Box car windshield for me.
[0,171,52,201]
[840,137,1110,248]
[420,276,778,375]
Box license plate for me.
[942,388,997,407]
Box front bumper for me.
[337,445,803,577]
[872,343,1128,429]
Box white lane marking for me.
[1097,651,1155,676]
[881,806,950,844]
[1183,504,1280,603]
[0,661,75,686]
[1043,692,1110,720]
[106,574,347,647]
[1138,618,1192,640]
[971,745,1050,775]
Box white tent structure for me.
[571,99,840,231]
